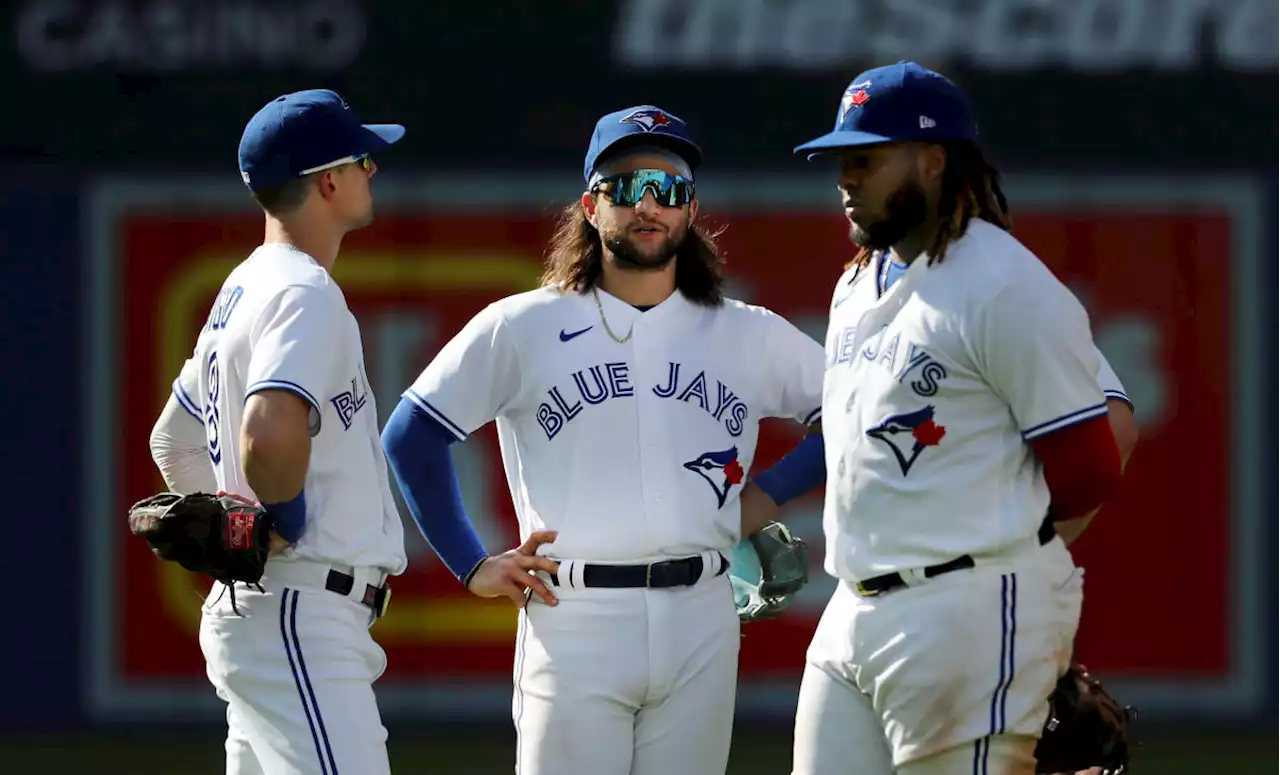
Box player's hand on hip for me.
[466,530,561,608]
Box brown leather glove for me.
[1035,663,1137,774]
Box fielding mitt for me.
[1035,663,1136,774]
[727,521,810,623]
[128,492,274,585]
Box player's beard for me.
[849,177,929,251]
[601,219,688,272]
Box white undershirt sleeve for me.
[149,392,218,494]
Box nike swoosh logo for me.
[559,325,593,342]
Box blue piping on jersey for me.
[381,398,488,583]
[1103,390,1133,412]
[1021,402,1107,440]
[172,379,202,421]
[245,379,321,414]
[403,389,468,441]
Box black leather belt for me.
[326,569,392,618]
[550,554,728,589]
[853,516,1057,597]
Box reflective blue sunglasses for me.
[591,169,695,208]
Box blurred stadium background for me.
[0,1,1275,772]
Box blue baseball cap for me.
[583,105,703,183]
[238,89,405,190]
[794,61,977,158]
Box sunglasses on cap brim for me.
[300,153,374,175]
[590,169,695,208]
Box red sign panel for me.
[108,203,1233,689]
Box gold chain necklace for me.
[592,286,634,344]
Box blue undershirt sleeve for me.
[752,431,826,506]
[381,397,489,584]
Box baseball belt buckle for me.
[854,579,880,597]
[364,582,392,618]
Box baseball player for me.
[786,62,1138,775]
[146,89,407,774]
[380,105,827,775]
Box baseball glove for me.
[727,521,810,623]
[1035,663,1137,774]
[128,492,274,587]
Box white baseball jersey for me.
[171,242,407,575]
[405,286,825,563]
[1097,354,1130,409]
[821,219,1114,583]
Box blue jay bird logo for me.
[866,406,947,476]
[619,108,673,132]
[838,81,872,125]
[683,447,746,508]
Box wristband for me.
[262,490,307,544]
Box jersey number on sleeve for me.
[205,351,222,465]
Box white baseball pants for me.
[792,537,1083,775]
[199,561,392,775]
[513,554,741,775]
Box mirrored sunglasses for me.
[592,169,694,208]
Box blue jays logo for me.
[839,81,871,125]
[683,447,745,508]
[866,405,947,476]
[620,108,673,132]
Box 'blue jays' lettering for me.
[828,325,949,398]
[652,363,748,437]
[330,375,369,431]
[535,361,750,441]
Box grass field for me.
[1,725,1273,774]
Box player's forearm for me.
[1054,399,1138,546]
[150,393,218,494]
[1030,415,1123,521]
[382,398,489,583]
[742,426,825,538]
[240,392,311,502]
[739,482,780,539]
[154,444,218,494]
[1053,514,1094,546]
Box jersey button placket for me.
[631,324,664,558]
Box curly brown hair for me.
[540,202,726,306]
[848,141,1011,270]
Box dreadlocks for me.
[849,141,1012,269]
